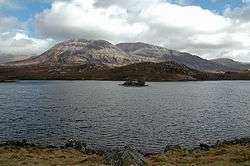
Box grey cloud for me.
[224,5,250,21]
[0,17,17,32]
[10,39,35,47]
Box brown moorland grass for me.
[0,144,249,166]
[146,144,250,166]
[0,146,107,166]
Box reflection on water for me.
[0,80,249,153]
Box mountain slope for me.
[7,39,135,66]
[0,61,201,81]
[211,58,250,71]
[2,61,250,81]
[116,42,235,72]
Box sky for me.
[1,0,250,62]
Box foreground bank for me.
[0,138,249,166]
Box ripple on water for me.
[0,81,249,153]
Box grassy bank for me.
[0,143,249,165]
[0,146,105,166]
[146,144,250,166]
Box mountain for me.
[211,58,250,71]
[6,39,136,66]
[5,39,239,72]
[116,42,235,72]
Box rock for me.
[105,145,145,166]
[65,139,87,153]
[164,145,182,152]
[200,143,210,150]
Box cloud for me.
[0,31,54,57]
[0,17,18,32]
[0,16,54,60]
[33,0,250,61]
[0,0,22,10]
[35,0,148,42]
[36,0,228,40]
[224,4,250,21]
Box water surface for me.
[0,81,249,153]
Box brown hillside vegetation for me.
[1,62,250,81]
[0,144,249,166]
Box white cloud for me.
[33,0,250,62]
[0,16,54,60]
[1,0,250,62]
[35,0,148,42]
[0,31,54,56]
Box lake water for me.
[0,81,249,153]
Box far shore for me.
[2,62,250,82]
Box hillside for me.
[211,58,250,71]
[0,62,199,81]
[116,42,234,72]
[6,39,136,67]
[2,61,250,81]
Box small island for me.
[121,80,148,87]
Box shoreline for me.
[0,137,249,165]
[2,79,250,83]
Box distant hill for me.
[211,58,250,71]
[0,53,30,64]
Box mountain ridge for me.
[1,39,246,72]
[211,58,250,71]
